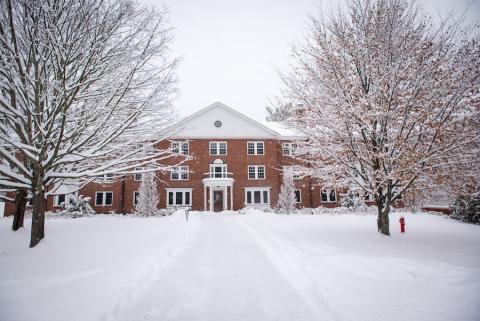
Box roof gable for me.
[163,102,281,139]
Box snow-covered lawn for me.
[1,210,479,321]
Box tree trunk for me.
[30,171,46,248]
[12,188,27,231]
[377,204,390,236]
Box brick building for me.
[3,102,356,215]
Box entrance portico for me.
[203,159,234,211]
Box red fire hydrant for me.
[399,216,405,233]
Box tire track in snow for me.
[100,213,201,321]
[239,217,353,321]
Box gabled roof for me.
[161,102,293,139]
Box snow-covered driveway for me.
[1,211,479,321]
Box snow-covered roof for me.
[161,102,303,140]
[258,120,303,140]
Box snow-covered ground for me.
[1,210,479,321]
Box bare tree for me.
[276,0,479,235]
[0,0,179,247]
[277,167,296,214]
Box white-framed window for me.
[294,190,301,203]
[209,164,228,178]
[171,141,189,155]
[166,188,192,207]
[321,189,337,203]
[53,194,66,207]
[209,141,227,155]
[95,191,113,206]
[364,192,375,201]
[247,141,264,155]
[245,187,270,206]
[171,166,189,180]
[283,165,300,179]
[282,143,297,156]
[133,191,140,206]
[133,167,142,181]
[248,165,265,179]
[98,173,114,183]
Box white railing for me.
[203,172,234,179]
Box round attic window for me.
[214,120,222,128]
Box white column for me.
[203,186,207,211]
[209,186,214,212]
[223,186,227,211]
[230,185,233,211]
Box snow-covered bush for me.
[451,193,480,224]
[57,195,95,218]
[341,190,366,211]
[135,171,160,217]
[276,167,296,214]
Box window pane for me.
[248,166,256,179]
[58,195,65,205]
[172,142,179,153]
[263,191,268,204]
[134,192,139,205]
[168,192,174,205]
[257,142,264,155]
[330,190,336,202]
[210,142,217,155]
[247,191,252,204]
[171,171,179,180]
[254,191,261,204]
[96,193,103,205]
[176,192,183,205]
[185,192,190,205]
[105,192,113,205]
[294,190,301,203]
[283,144,290,155]
[247,143,255,154]
[219,142,227,155]
[257,166,265,179]
[182,143,189,155]
[321,190,328,202]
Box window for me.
[248,165,265,179]
[282,143,297,156]
[283,166,300,179]
[95,192,113,206]
[294,190,301,203]
[133,191,140,206]
[209,164,228,178]
[98,173,114,182]
[54,194,66,207]
[171,141,189,155]
[209,141,227,155]
[321,189,337,203]
[247,141,264,155]
[133,167,142,181]
[245,188,270,206]
[364,193,375,201]
[171,166,189,180]
[166,188,192,207]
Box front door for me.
[213,191,223,212]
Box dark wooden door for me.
[213,191,223,212]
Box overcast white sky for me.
[142,0,479,121]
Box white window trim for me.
[209,141,228,155]
[53,194,66,207]
[244,187,271,206]
[283,165,300,179]
[95,191,113,206]
[282,143,297,156]
[133,191,139,206]
[98,173,114,183]
[171,141,189,155]
[321,189,337,203]
[248,165,266,180]
[133,167,143,181]
[294,189,302,203]
[170,166,189,181]
[247,141,265,155]
[209,164,228,178]
[165,188,193,207]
